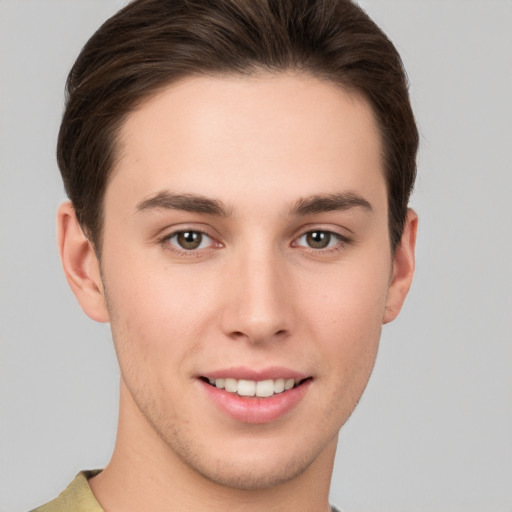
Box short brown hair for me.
[57,0,418,251]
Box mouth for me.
[199,370,312,423]
[200,376,311,398]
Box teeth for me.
[274,378,285,393]
[237,379,256,396]
[284,378,295,390]
[224,378,237,393]
[256,379,274,397]
[207,377,301,397]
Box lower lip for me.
[200,379,311,424]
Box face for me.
[72,73,414,490]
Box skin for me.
[58,73,417,512]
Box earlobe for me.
[383,209,418,324]
[57,202,110,323]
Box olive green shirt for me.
[30,471,103,512]
[30,471,343,512]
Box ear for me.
[383,209,418,324]
[57,201,110,323]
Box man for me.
[33,0,418,511]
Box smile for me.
[205,377,301,397]
[199,371,312,423]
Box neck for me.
[90,382,337,512]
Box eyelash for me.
[159,228,352,257]
[159,229,220,257]
[291,230,352,254]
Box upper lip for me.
[200,366,310,381]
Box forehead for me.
[109,72,385,211]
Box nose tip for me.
[220,255,293,344]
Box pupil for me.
[307,231,330,249]
[177,231,202,250]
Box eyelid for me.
[157,222,219,241]
[156,223,352,256]
[158,225,223,255]
[291,226,353,252]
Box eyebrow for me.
[289,192,372,216]
[136,190,372,217]
[136,192,229,216]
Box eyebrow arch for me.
[136,192,229,216]
[289,192,373,216]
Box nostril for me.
[226,327,290,344]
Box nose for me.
[219,246,293,344]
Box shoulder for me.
[30,471,103,512]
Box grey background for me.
[1,1,511,511]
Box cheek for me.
[304,256,390,333]
[301,254,390,378]
[301,266,387,428]
[102,250,217,375]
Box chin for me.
[151,416,340,492]
[177,444,321,491]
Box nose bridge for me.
[221,240,291,343]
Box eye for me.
[294,230,347,250]
[165,230,214,251]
